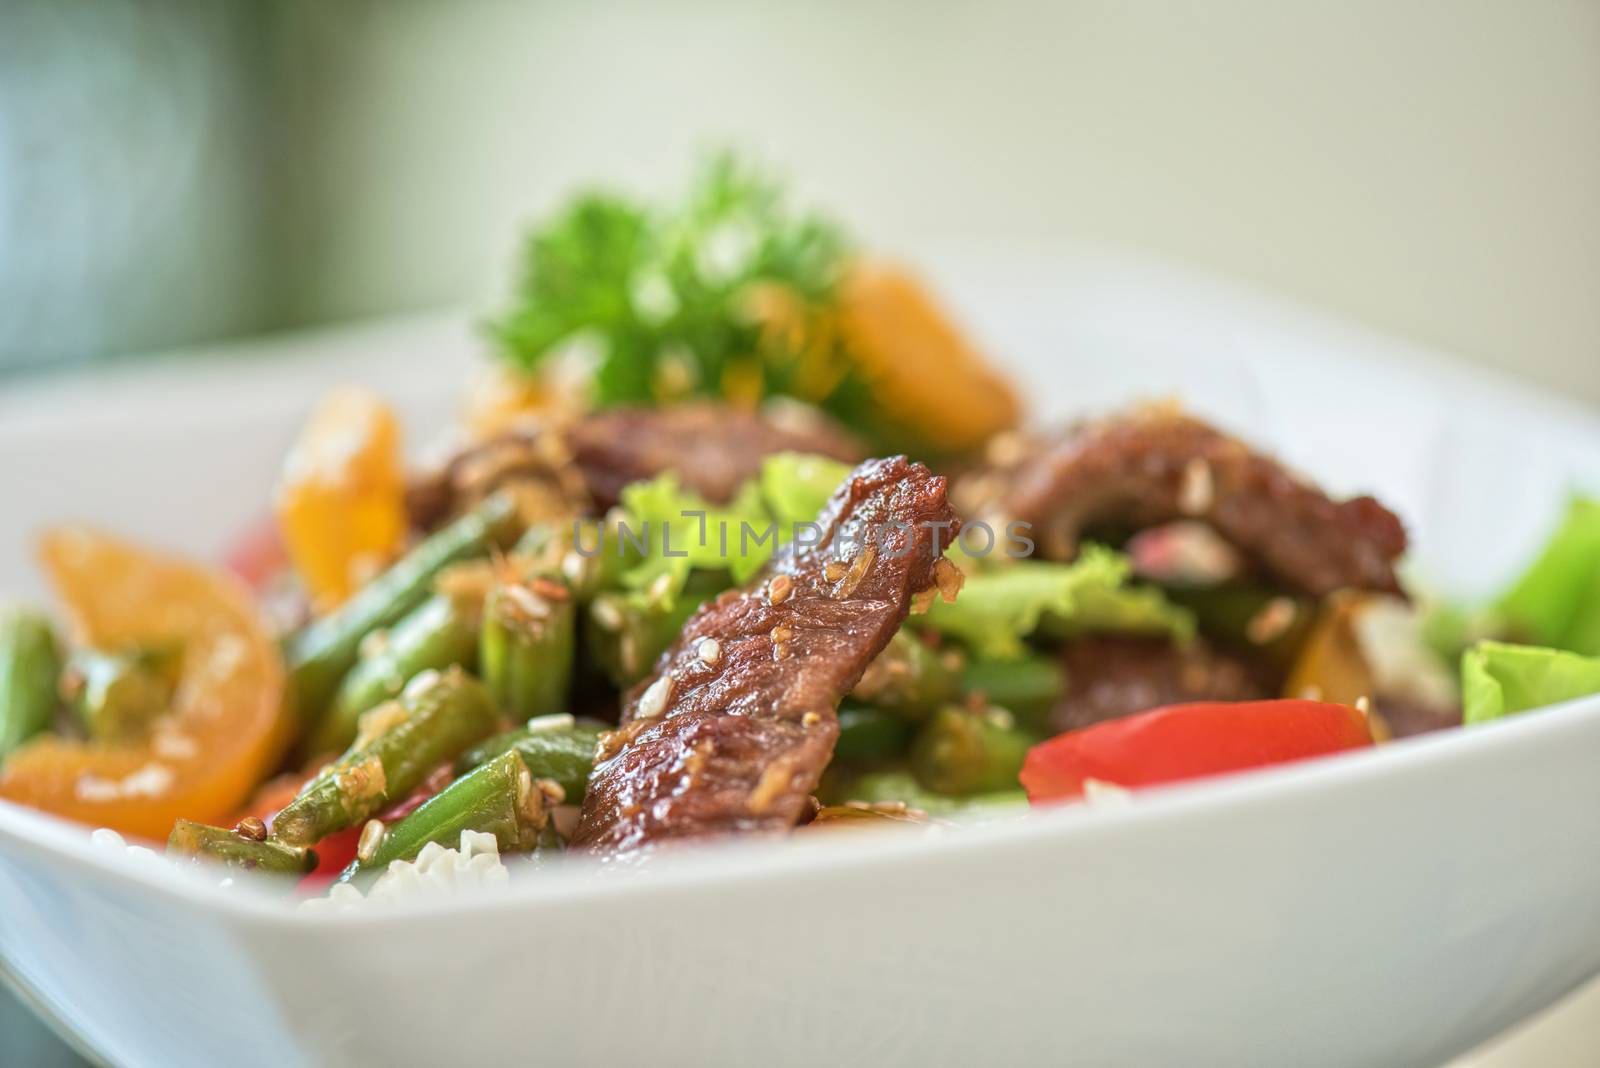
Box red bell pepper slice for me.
[1020,699,1374,804]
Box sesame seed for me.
[767,574,794,604]
[592,598,623,631]
[637,675,673,720]
[525,712,576,734]
[909,588,937,615]
[1247,597,1298,644]
[824,560,848,582]
[771,625,793,642]
[833,547,876,599]
[648,572,675,602]
[1179,458,1215,515]
[773,642,792,661]
[802,711,822,728]
[697,637,722,665]
[356,819,386,863]
[561,550,588,588]
[503,583,551,620]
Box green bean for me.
[585,571,726,688]
[0,609,62,760]
[829,768,1027,816]
[61,648,177,744]
[271,666,499,847]
[310,594,482,757]
[833,703,914,763]
[284,493,520,728]
[849,630,961,717]
[454,716,603,801]
[340,750,548,882]
[910,704,1037,796]
[481,579,575,719]
[168,819,316,876]
[959,653,1064,732]
[547,513,647,602]
[1167,584,1314,674]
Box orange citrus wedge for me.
[0,529,288,839]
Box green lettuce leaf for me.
[616,473,772,600]
[1495,496,1600,656]
[759,452,853,529]
[1461,640,1600,724]
[612,452,856,605]
[916,546,1195,660]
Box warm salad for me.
[2,156,1597,903]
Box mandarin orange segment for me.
[836,258,1021,452]
[0,529,288,839]
[1283,590,1380,719]
[275,386,407,611]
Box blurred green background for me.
[2,1,1598,1064]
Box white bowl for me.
[2,245,1598,1068]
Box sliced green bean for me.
[340,750,547,882]
[849,630,961,717]
[0,608,62,760]
[168,819,316,876]
[62,647,177,744]
[960,653,1064,732]
[910,704,1037,796]
[828,768,1027,816]
[311,593,482,756]
[454,716,602,801]
[834,702,914,763]
[284,493,520,728]
[481,579,575,720]
[1167,584,1314,673]
[271,666,500,847]
[585,571,726,688]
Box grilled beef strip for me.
[975,407,1407,598]
[1052,635,1271,735]
[569,402,864,511]
[408,402,864,530]
[573,455,959,854]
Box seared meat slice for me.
[981,407,1407,597]
[408,403,863,530]
[573,456,958,854]
[406,427,587,533]
[569,402,864,511]
[1052,635,1270,734]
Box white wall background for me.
[268,0,1600,403]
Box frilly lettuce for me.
[759,452,852,528]
[916,546,1195,661]
[1461,640,1600,724]
[613,452,854,605]
[1495,496,1600,657]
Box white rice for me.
[300,830,510,914]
